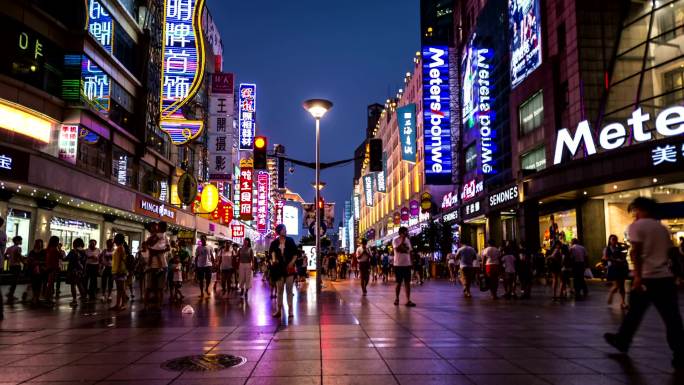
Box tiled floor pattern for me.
[1,276,683,384]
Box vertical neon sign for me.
[239,159,254,221]
[422,46,452,185]
[239,83,257,150]
[256,171,269,233]
[87,0,113,53]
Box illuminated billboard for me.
[397,104,416,162]
[509,0,542,88]
[239,83,257,150]
[87,0,113,53]
[159,0,206,145]
[422,45,452,185]
[283,204,299,236]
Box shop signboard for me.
[0,145,29,182]
[409,200,420,217]
[376,152,387,192]
[231,224,244,238]
[283,204,299,236]
[238,83,257,150]
[159,0,206,145]
[400,207,409,222]
[422,45,452,185]
[275,199,284,226]
[239,158,254,220]
[256,170,269,233]
[135,195,176,221]
[177,230,194,243]
[443,210,459,223]
[177,172,198,205]
[207,73,233,180]
[509,0,543,88]
[211,72,233,95]
[81,57,110,113]
[393,212,401,225]
[461,179,484,201]
[58,124,78,164]
[652,142,684,166]
[554,105,684,165]
[441,190,458,211]
[462,199,483,218]
[363,174,374,207]
[87,0,113,53]
[462,33,495,174]
[488,184,519,209]
[420,192,432,212]
[353,194,361,220]
[397,104,416,162]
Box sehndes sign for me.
[553,106,684,165]
[422,46,453,185]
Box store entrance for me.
[462,218,486,253]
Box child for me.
[502,251,517,299]
[172,254,183,302]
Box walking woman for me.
[269,224,298,319]
[218,242,234,295]
[65,238,86,306]
[604,234,628,309]
[84,240,100,301]
[356,238,371,295]
[238,238,255,298]
[110,234,128,311]
[100,239,114,302]
[27,239,46,305]
[44,236,61,304]
[547,241,564,300]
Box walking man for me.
[393,227,415,307]
[455,241,476,297]
[604,197,684,369]
[569,238,589,299]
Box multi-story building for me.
[0,0,236,255]
[447,0,684,261]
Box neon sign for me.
[87,0,112,53]
[397,104,416,162]
[363,174,374,207]
[256,171,269,233]
[489,185,519,208]
[160,0,206,145]
[422,46,452,185]
[353,194,361,219]
[461,179,484,201]
[0,154,12,170]
[58,125,78,164]
[239,83,257,150]
[82,57,110,113]
[509,0,543,88]
[462,34,495,174]
[239,159,254,220]
[554,106,684,165]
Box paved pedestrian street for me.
[1,276,683,385]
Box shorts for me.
[395,266,412,284]
[196,266,212,282]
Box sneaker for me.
[604,333,628,353]
[405,301,416,307]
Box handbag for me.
[479,274,489,292]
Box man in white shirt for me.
[455,241,477,297]
[605,197,684,369]
[392,227,415,307]
[195,234,214,298]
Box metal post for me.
[315,118,322,293]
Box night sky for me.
[208,0,419,227]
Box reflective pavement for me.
[1,274,683,385]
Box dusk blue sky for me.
[208,0,420,227]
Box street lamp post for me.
[303,98,333,293]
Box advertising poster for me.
[509,0,543,88]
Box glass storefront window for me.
[519,91,544,136]
[520,146,546,172]
[6,209,31,256]
[50,217,100,251]
[539,209,577,251]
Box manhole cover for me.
[161,354,246,372]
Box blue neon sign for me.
[397,104,416,163]
[87,0,113,53]
[422,46,452,185]
[81,57,110,113]
[239,83,257,150]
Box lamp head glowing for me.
[254,136,266,149]
[303,99,333,119]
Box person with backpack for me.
[604,197,684,370]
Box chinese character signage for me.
[232,225,245,238]
[422,46,452,185]
[461,179,484,201]
[81,57,110,113]
[275,199,284,226]
[509,0,542,88]
[239,83,257,150]
[87,0,112,53]
[58,125,78,164]
[256,171,269,233]
[363,174,374,207]
[376,152,387,193]
[160,0,206,145]
[353,194,361,219]
[239,158,254,220]
[652,143,684,166]
[397,104,416,162]
[208,73,233,180]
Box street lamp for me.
[303,98,333,293]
